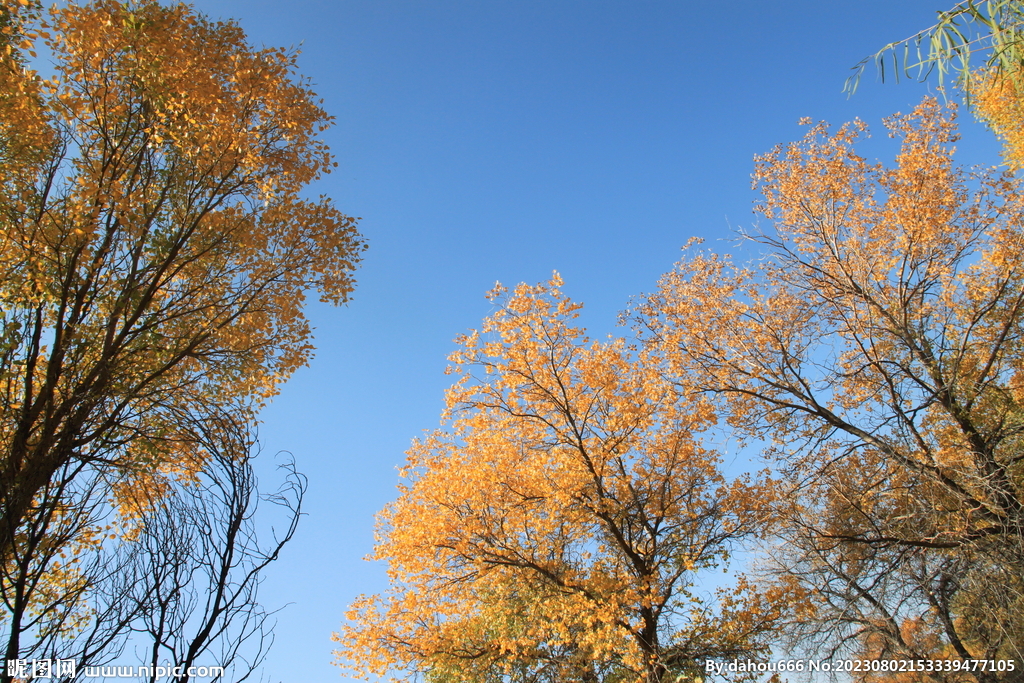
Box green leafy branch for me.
[846,0,1024,96]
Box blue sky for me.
[168,1,1005,680]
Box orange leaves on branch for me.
[47,0,334,195]
[971,65,1024,172]
[336,277,788,683]
[638,97,1024,670]
[0,0,363,597]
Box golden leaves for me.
[0,0,363,616]
[639,95,1024,668]
[972,65,1024,172]
[337,279,787,682]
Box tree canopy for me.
[0,0,363,557]
[1,0,363,676]
[636,98,1024,676]
[336,278,792,683]
[342,95,1024,682]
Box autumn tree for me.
[635,98,1024,679]
[336,278,790,683]
[0,0,362,676]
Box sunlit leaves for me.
[638,97,1024,672]
[1,0,363,668]
[337,278,787,683]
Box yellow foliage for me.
[972,66,1024,171]
[336,279,792,683]
[638,97,1024,670]
[0,0,363,542]
[0,0,364,651]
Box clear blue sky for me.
[168,1,1003,680]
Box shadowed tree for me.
[0,0,363,563]
[1,0,361,678]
